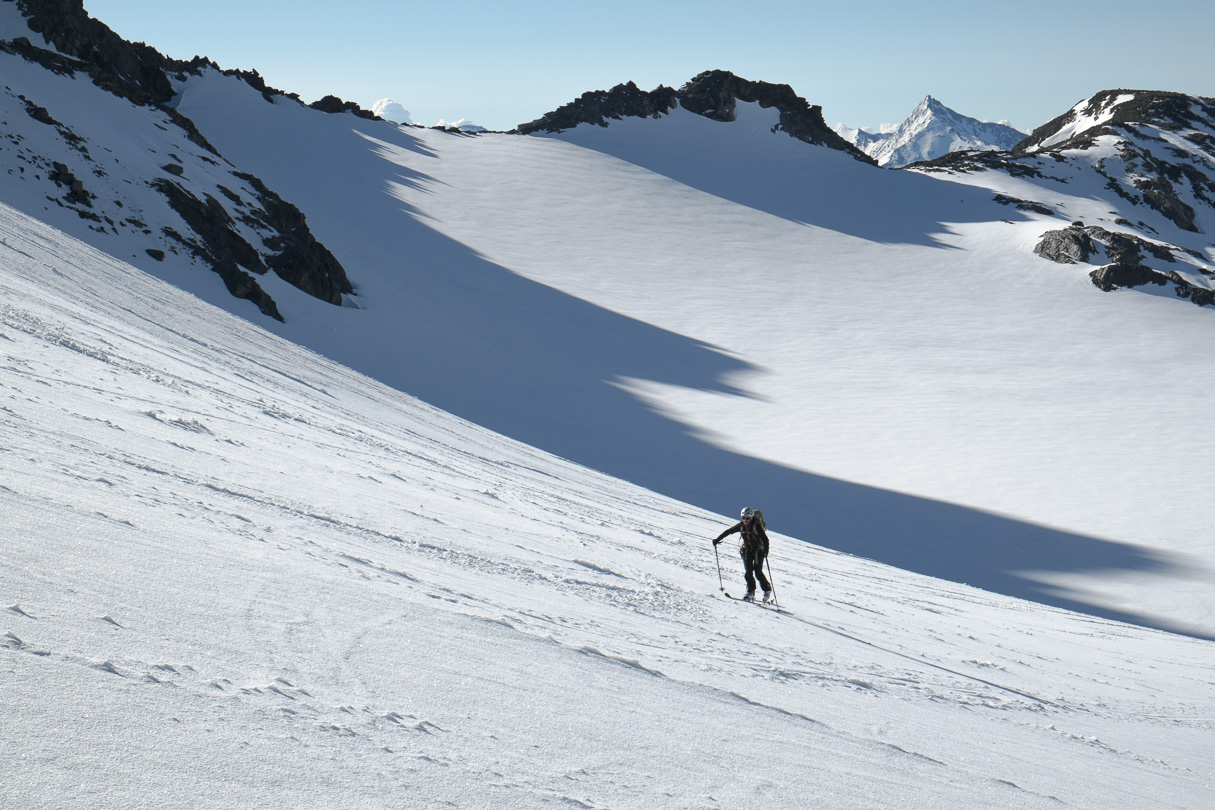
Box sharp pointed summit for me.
[837,95,1026,167]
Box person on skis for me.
[714,507,772,602]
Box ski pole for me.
[713,542,724,591]
[765,555,778,605]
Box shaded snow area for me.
[3,202,1213,807]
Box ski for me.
[722,591,786,612]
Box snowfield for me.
[173,75,1215,639]
[2,203,1213,807]
[2,5,1215,803]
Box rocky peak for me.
[1015,90,1215,154]
[4,0,356,316]
[516,81,678,134]
[517,70,873,164]
[14,0,179,106]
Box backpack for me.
[742,509,768,556]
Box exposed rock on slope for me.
[1035,222,1212,306]
[518,70,874,165]
[2,0,355,318]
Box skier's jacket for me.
[715,515,769,558]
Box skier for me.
[714,507,772,602]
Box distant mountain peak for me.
[839,96,1025,168]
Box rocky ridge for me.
[517,70,874,164]
[918,90,1215,238]
[916,89,1215,306]
[2,0,358,318]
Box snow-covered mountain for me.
[3,3,1215,803]
[917,89,1215,301]
[837,95,1026,167]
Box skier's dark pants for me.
[742,545,770,594]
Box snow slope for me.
[3,201,1213,808]
[167,72,1215,638]
[2,2,1212,639]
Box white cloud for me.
[372,98,413,125]
[435,118,487,132]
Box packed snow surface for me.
[3,201,1213,807]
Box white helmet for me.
[741,507,755,518]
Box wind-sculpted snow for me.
[2,202,1213,807]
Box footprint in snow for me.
[143,672,177,686]
[3,631,50,656]
[91,660,125,677]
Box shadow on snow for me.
[212,107,1200,641]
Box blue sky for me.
[85,0,1213,132]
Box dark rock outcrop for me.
[915,148,1048,179]
[1082,226,1175,265]
[1135,175,1198,232]
[517,70,874,164]
[149,172,352,312]
[1165,271,1215,307]
[308,95,378,120]
[679,70,871,161]
[151,179,283,321]
[50,160,91,206]
[1037,223,1184,267]
[15,0,177,106]
[919,89,1215,238]
[1034,225,1095,264]
[517,81,678,133]
[1037,225,1211,307]
[994,194,1053,216]
[231,172,353,306]
[1089,262,1168,292]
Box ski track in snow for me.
[2,203,1213,808]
